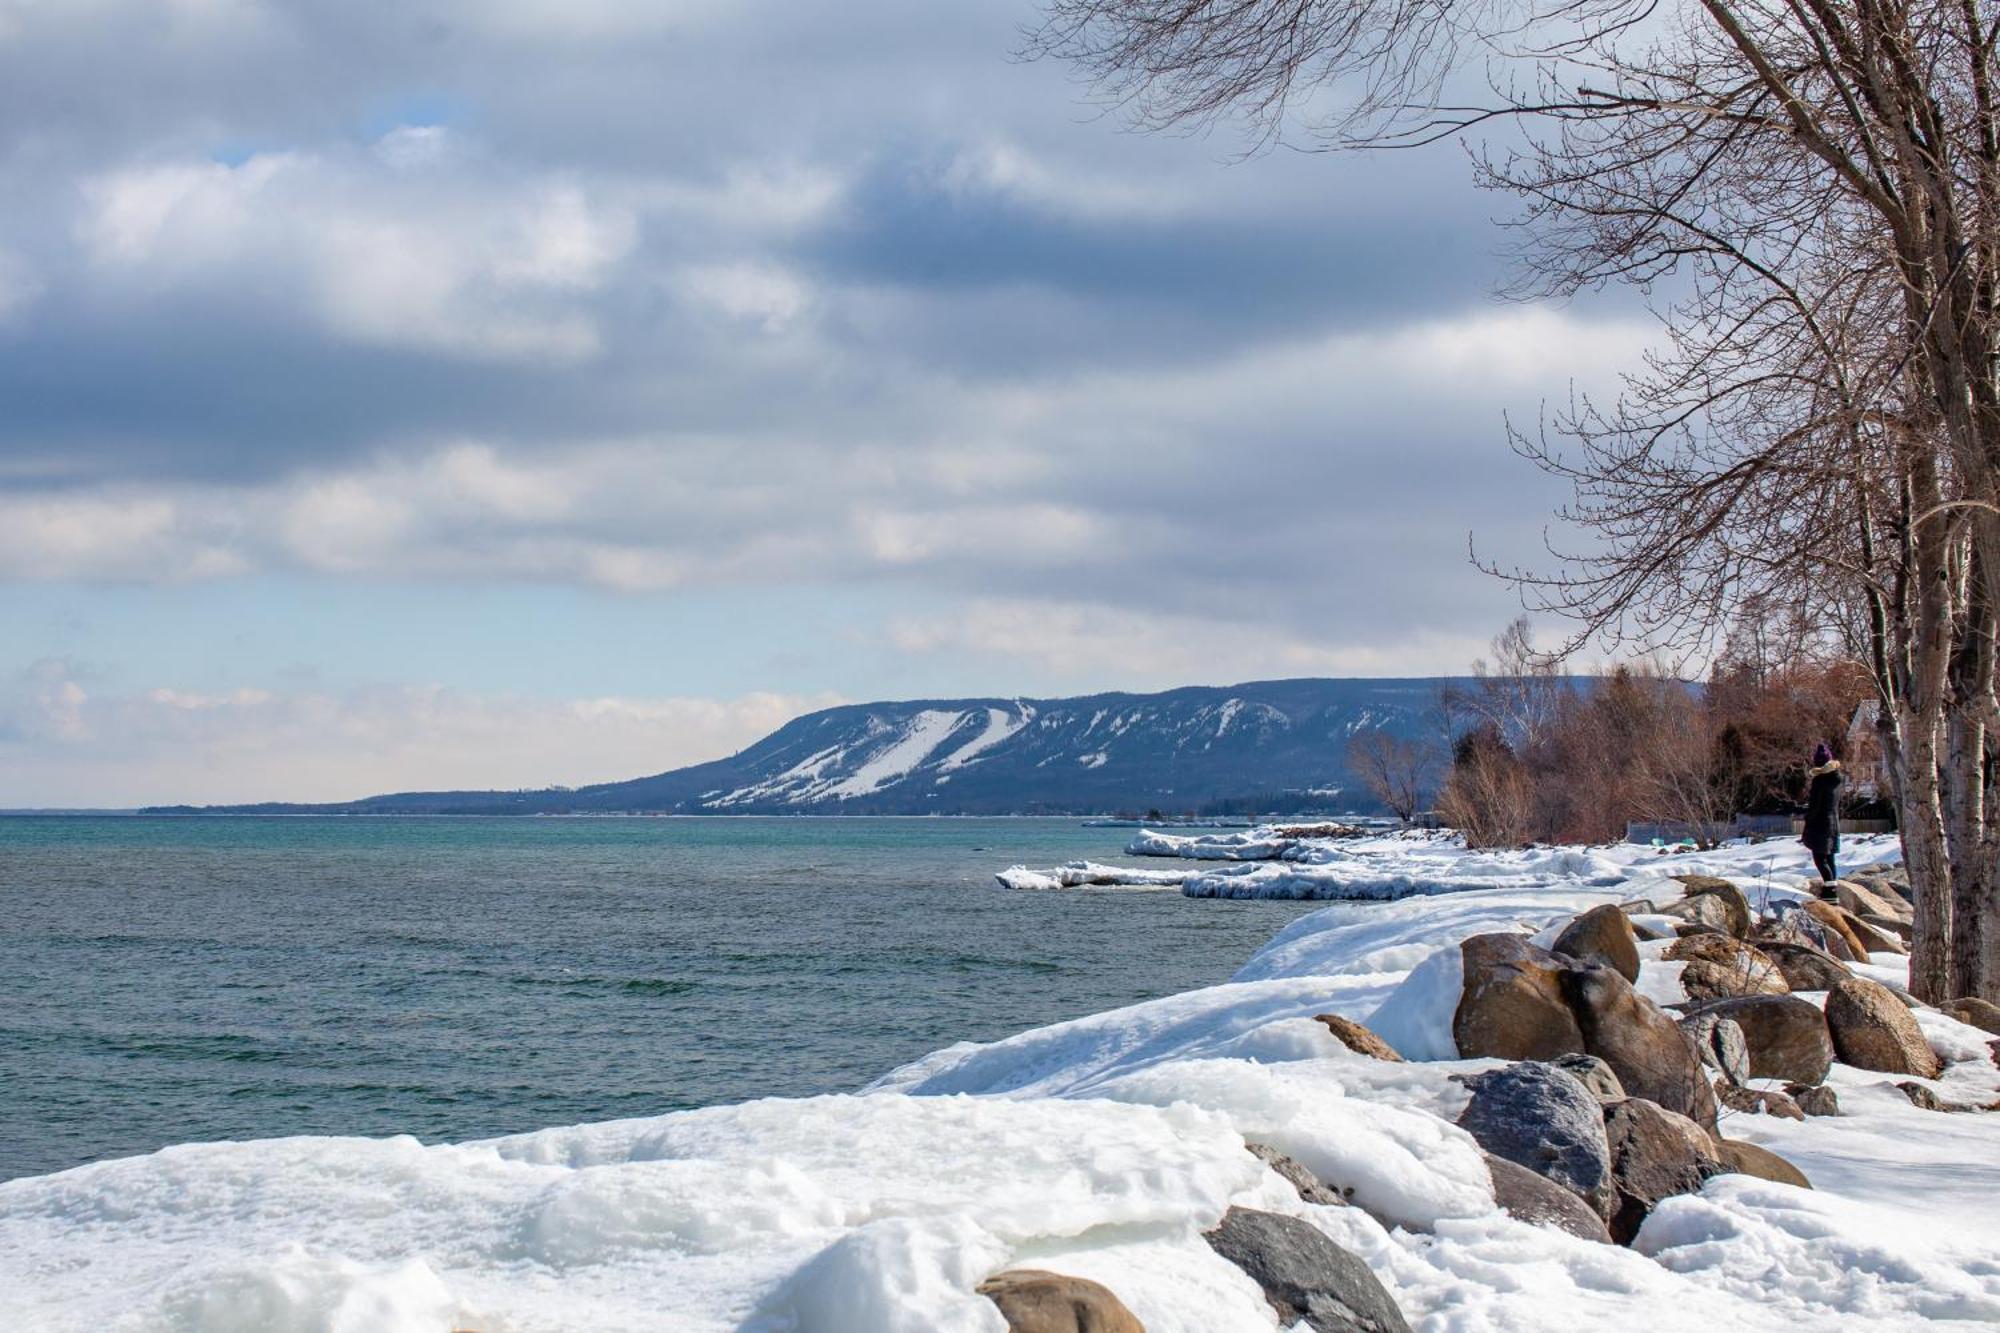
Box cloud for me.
[0,0,1668,805]
[75,139,636,361]
[888,598,1492,685]
[0,658,841,806]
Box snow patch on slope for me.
[937,707,1027,772]
[826,710,968,799]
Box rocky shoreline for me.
[965,851,2000,1331]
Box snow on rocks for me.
[5,830,1999,1332]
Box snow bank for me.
[5,829,1995,1333]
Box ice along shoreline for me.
[3,829,1999,1331]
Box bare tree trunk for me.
[1889,702,1954,1001]
[1947,538,2000,999]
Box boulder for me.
[1602,1098,1727,1245]
[1943,997,2000,1036]
[1756,941,1851,993]
[1860,915,1914,945]
[1835,879,1912,925]
[1551,905,1642,982]
[1825,978,1942,1078]
[977,1271,1146,1333]
[1455,1063,1614,1218]
[1785,1082,1841,1116]
[1684,995,1834,1085]
[1454,934,1586,1061]
[1712,1139,1811,1189]
[1715,1084,1805,1120]
[1662,933,1753,966]
[1665,881,1752,938]
[1314,1013,1404,1063]
[1897,1081,1946,1111]
[1841,913,1907,956]
[1678,1013,1750,1087]
[1551,1053,1625,1103]
[1848,867,1913,904]
[1202,1207,1412,1333]
[1559,965,1719,1127]
[1483,1152,1613,1243]
[1679,957,1790,1004]
[1802,900,1871,958]
[1247,1142,1346,1208]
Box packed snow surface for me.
[6,832,1999,1331]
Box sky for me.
[0,0,1652,807]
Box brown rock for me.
[1663,933,1751,966]
[1715,1084,1805,1120]
[1860,915,1914,945]
[1784,1082,1841,1116]
[1834,879,1913,925]
[1602,1098,1727,1244]
[1825,977,1942,1078]
[1942,997,2000,1036]
[1841,913,1907,956]
[977,1270,1146,1333]
[1247,1142,1346,1208]
[1897,1081,1946,1111]
[1314,1013,1404,1062]
[1454,934,1586,1061]
[1757,941,1851,993]
[1552,905,1642,983]
[1802,900,1871,958]
[1484,1152,1613,1243]
[1560,966,1719,1128]
[1666,880,1752,939]
[1685,995,1835,1085]
[1679,956,1790,1004]
[1712,1139,1812,1188]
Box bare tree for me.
[1346,728,1437,823]
[1029,0,2000,1001]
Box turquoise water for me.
[0,816,1319,1181]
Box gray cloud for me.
[0,0,1648,675]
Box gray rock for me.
[1784,1082,1841,1116]
[1455,1062,1614,1218]
[1203,1206,1412,1333]
[1679,1013,1751,1087]
[1550,1053,1625,1103]
[1247,1142,1347,1208]
[1484,1152,1613,1243]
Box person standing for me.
[1802,742,1844,887]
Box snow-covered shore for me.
[3,833,1998,1331]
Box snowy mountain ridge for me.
[165,677,1468,816]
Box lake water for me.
[0,816,1320,1181]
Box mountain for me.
[152,677,1471,816]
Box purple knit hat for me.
[1812,743,1833,766]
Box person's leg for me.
[1812,849,1837,883]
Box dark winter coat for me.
[1802,761,1843,854]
